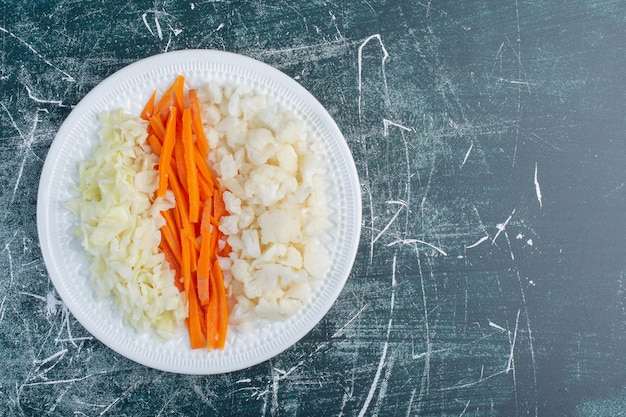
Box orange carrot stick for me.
[189,89,209,157]
[141,89,157,120]
[157,107,177,198]
[182,109,200,223]
[173,134,189,193]
[160,242,183,292]
[173,75,185,113]
[212,259,228,349]
[147,134,162,156]
[149,115,166,140]
[187,278,206,349]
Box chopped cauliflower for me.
[200,85,330,329]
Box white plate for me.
[37,50,361,374]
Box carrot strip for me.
[218,241,232,258]
[173,134,189,193]
[189,89,209,157]
[157,107,177,198]
[182,109,200,223]
[154,76,183,123]
[186,278,205,349]
[160,243,183,292]
[205,271,219,348]
[141,89,157,120]
[173,75,185,113]
[193,148,214,185]
[200,198,213,233]
[197,232,212,306]
[213,189,227,221]
[168,168,191,232]
[147,134,162,156]
[161,211,182,263]
[180,228,191,294]
[212,259,228,349]
[149,115,166,140]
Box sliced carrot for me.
[212,259,228,349]
[149,115,166,140]
[186,278,205,349]
[200,198,213,233]
[147,134,162,156]
[180,228,191,294]
[213,189,227,221]
[182,109,200,223]
[160,242,183,292]
[141,76,232,350]
[174,75,185,113]
[193,144,217,184]
[161,210,182,263]
[218,241,232,258]
[157,107,177,198]
[173,134,189,193]
[168,168,191,232]
[189,89,209,158]
[205,271,219,349]
[141,89,157,120]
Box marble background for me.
[1,1,625,416]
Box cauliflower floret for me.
[258,209,302,244]
[243,165,297,207]
[303,239,330,279]
[222,191,242,215]
[245,128,277,165]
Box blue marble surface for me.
[1,1,625,415]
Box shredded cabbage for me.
[68,109,186,339]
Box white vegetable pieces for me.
[200,83,330,330]
[68,110,187,338]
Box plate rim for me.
[37,49,362,374]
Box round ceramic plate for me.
[37,50,361,374]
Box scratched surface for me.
[1,0,625,415]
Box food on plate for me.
[196,82,330,331]
[67,110,186,339]
[140,76,230,350]
[70,74,330,348]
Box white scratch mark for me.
[270,368,279,417]
[534,162,543,208]
[382,119,413,136]
[99,381,140,416]
[507,309,521,373]
[405,388,417,417]
[438,369,508,391]
[460,141,473,169]
[332,304,368,338]
[492,209,516,245]
[357,256,396,417]
[154,14,163,40]
[0,26,75,81]
[387,238,448,257]
[21,372,102,387]
[141,13,154,36]
[24,84,67,107]
[465,235,489,249]
[372,202,406,244]
[357,33,389,121]
[459,399,471,416]
[488,319,507,333]
[0,296,6,324]
[34,349,67,367]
